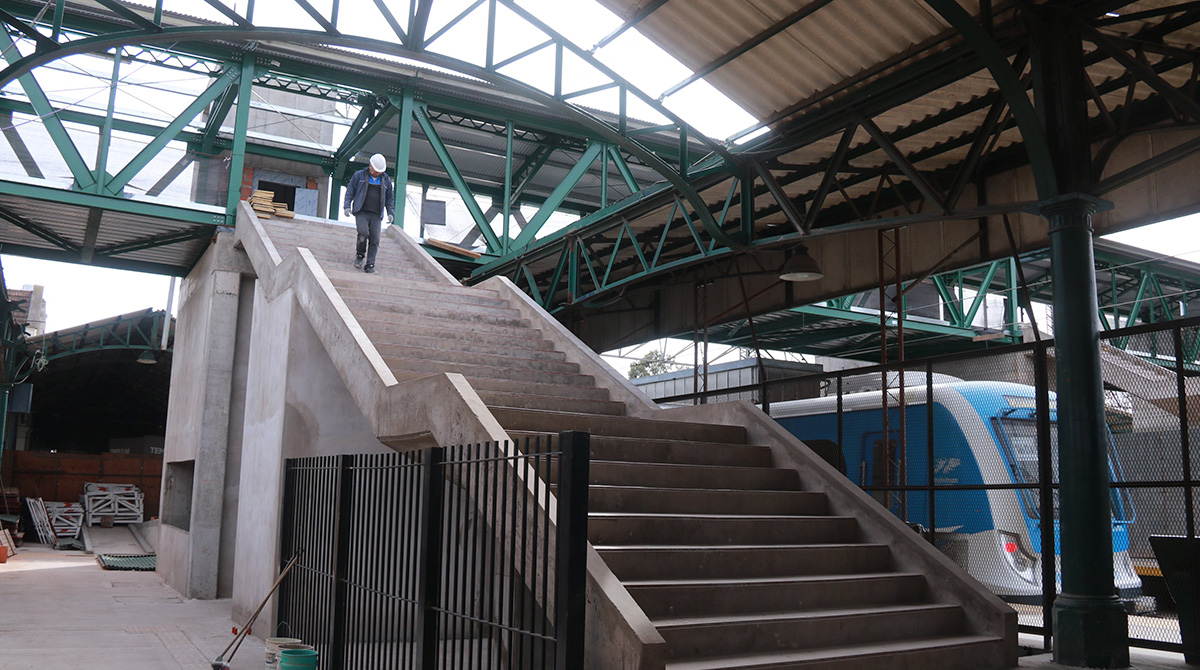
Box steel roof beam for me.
[92,0,160,32]
[106,65,240,195]
[591,0,670,52]
[659,0,834,100]
[0,110,43,178]
[0,28,94,190]
[1083,24,1200,124]
[97,226,215,257]
[855,112,948,215]
[200,0,253,28]
[0,9,58,51]
[925,0,1057,199]
[803,121,857,232]
[413,103,501,251]
[0,177,226,226]
[0,204,79,252]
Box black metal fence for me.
[276,431,590,670]
[651,317,1200,656]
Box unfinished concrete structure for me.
[8,1,1200,666]
[159,205,1016,668]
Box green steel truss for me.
[0,0,1196,304]
[703,240,1200,360]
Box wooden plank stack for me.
[82,482,144,526]
[248,189,295,219]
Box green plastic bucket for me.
[279,648,319,669]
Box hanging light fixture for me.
[779,245,823,282]
[136,351,157,365]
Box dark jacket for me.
[343,167,395,217]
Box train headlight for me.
[998,530,1038,584]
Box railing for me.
[647,317,1200,656]
[277,431,589,670]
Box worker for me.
[343,153,395,274]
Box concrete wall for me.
[230,284,392,626]
[159,231,251,599]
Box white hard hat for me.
[370,153,386,172]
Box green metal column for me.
[1045,195,1128,668]
[392,89,414,232]
[1030,6,1128,665]
[224,56,256,224]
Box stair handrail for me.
[482,276,661,417]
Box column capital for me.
[1026,192,1113,220]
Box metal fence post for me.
[554,431,590,670]
[1035,342,1056,649]
[417,447,445,668]
[1175,326,1196,540]
[330,454,355,669]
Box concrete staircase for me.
[242,213,1016,669]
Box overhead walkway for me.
[233,206,1015,669]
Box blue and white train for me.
[768,381,1141,604]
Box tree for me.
[628,350,671,379]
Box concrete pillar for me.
[159,231,250,599]
[231,283,295,626]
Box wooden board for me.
[426,237,482,259]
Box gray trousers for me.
[355,212,382,265]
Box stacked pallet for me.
[248,189,295,219]
[82,483,144,526]
[25,498,56,544]
[44,501,83,538]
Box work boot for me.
[364,264,375,274]
[353,255,364,268]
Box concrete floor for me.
[0,530,264,670]
[1,531,1195,669]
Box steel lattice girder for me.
[0,1,1198,306]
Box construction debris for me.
[82,483,144,526]
[44,501,83,538]
[97,553,156,571]
[248,189,295,219]
[25,498,56,544]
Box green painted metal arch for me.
[0,19,739,250]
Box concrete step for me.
[662,635,1005,670]
[326,267,456,287]
[584,486,828,516]
[657,603,964,660]
[588,514,858,546]
[585,435,773,468]
[469,377,610,402]
[585,460,799,490]
[381,356,596,387]
[331,280,508,309]
[625,572,928,618]
[595,544,893,581]
[359,317,547,345]
[354,308,534,336]
[368,330,561,361]
[478,390,625,415]
[342,294,526,325]
[489,408,746,443]
[375,342,578,374]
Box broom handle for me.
[217,551,302,660]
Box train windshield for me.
[994,415,1131,522]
